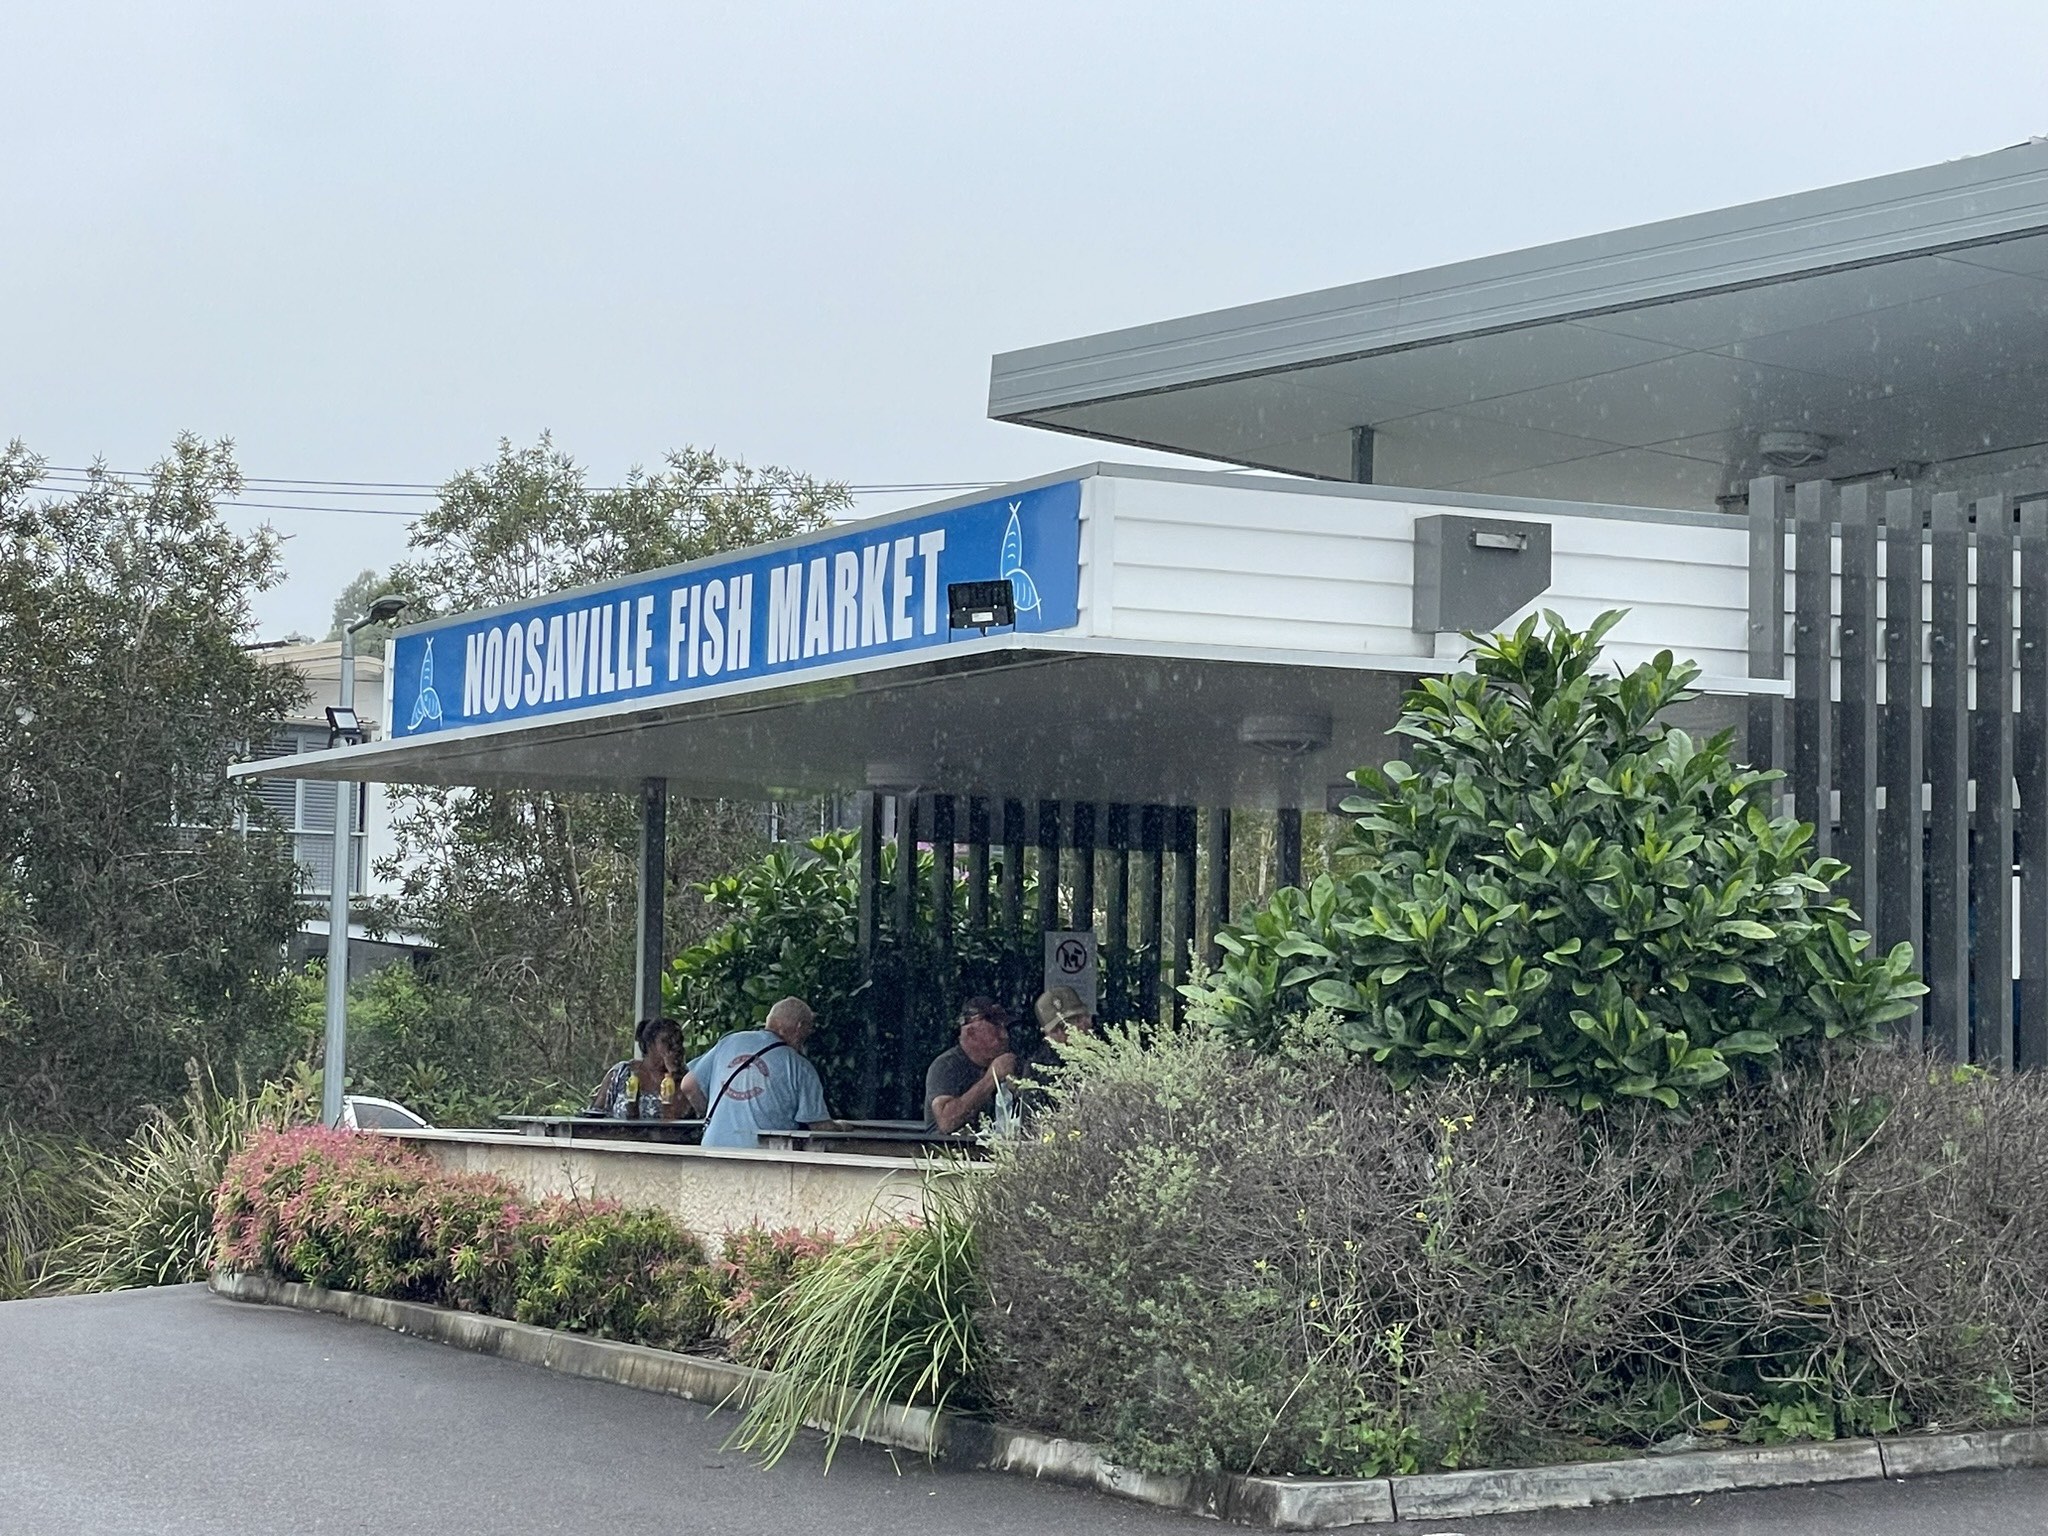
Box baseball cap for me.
[1035,986,1090,1030]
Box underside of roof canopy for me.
[991,140,2048,509]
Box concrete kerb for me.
[211,1271,2048,1528]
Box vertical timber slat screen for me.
[1792,480,1834,857]
[1928,494,1971,1060]
[1880,487,1926,1048]
[2020,502,2048,1068]
[1760,478,2044,1069]
[1972,497,2015,1069]
[1837,486,1880,929]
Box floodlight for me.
[325,706,363,746]
[948,580,1016,634]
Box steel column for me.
[634,778,667,1025]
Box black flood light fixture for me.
[948,579,1016,634]
[359,593,410,627]
[325,705,363,746]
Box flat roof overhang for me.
[230,633,1772,810]
[991,140,2048,508]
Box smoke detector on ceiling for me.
[1758,430,1833,471]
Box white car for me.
[339,1095,430,1132]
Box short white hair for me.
[766,997,813,1032]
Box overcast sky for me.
[7,1,2048,637]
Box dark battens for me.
[1747,477,1791,788]
[1036,800,1062,935]
[965,796,990,933]
[1792,480,1835,856]
[1171,807,1198,1021]
[928,794,956,980]
[1837,487,1880,928]
[856,790,884,1117]
[1000,799,1026,935]
[1105,804,1131,1020]
[1070,802,1097,936]
[1137,805,1165,1023]
[1880,488,1926,1048]
[1203,808,1232,967]
[1276,806,1303,892]
[1972,497,2016,1069]
[1927,493,1972,1059]
[893,795,920,1115]
[2019,502,2048,1068]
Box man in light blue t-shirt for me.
[681,997,830,1149]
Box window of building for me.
[250,728,367,897]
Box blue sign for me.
[387,481,1083,740]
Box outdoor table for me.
[755,1122,985,1157]
[496,1113,703,1144]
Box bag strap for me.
[704,1039,788,1126]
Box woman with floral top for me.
[589,1017,687,1119]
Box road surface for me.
[3,1285,2046,1535]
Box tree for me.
[0,438,309,1136]
[360,436,852,1100]
[1186,612,1925,1111]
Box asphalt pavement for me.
[2,1284,2046,1536]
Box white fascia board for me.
[232,628,1789,787]
[990,140,2048,415]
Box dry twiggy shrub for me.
[975,1030,2048,1477]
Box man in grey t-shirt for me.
[925,997,1018,1133]
[681,997,829,1149]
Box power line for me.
[22,467,1003,519]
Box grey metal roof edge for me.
[1088,462,1744,529]
[989,139,2048,416]
[391,463,1116,640]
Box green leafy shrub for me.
[1185,612,1925,1109]
[43,1068,311,1294]
[213,1128,717,1351]
[729,1178,982,1468]
[0,1123,91,1298]
[515,1207,715,1349]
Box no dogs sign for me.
[1042,930,1098,1013]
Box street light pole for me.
[322,595,407,1128]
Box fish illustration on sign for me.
[408,639,445,731]
[1000,503,1040,617]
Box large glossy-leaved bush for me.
[1184,612,1924,1109]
